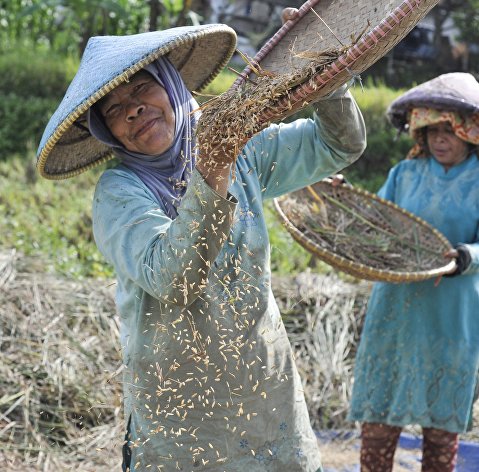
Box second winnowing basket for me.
[274,180,456,283]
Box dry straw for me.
[196,42,355,165]
[0,251,123,471]
[274,272,371,430]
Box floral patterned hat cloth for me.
[386,72,479,158]
[36,25,237,180]
[407,107,479,158]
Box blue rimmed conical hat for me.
[36,25,237,180]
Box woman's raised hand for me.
[195,136,243,197]
[281,8,299,24]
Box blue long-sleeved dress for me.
[92,90,366,471]
[349,154,479,433]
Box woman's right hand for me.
[196,137,240,197]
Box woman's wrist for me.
[195,160,231,197]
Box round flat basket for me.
[232,0,440,123]
[197,0,440,159]
[274,180,456,282]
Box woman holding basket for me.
[37,8,366,471]
[348,72,479,472]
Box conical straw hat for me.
[37,25,237,180]
[387,72,479,131]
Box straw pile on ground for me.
[275,272,370,429]
[0,250,123,471]
[3,250,477,470]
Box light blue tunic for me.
[92,91,366,471]
[349,154,479,433]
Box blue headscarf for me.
[88,57,200,218]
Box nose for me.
[125,102,145,122]
[430,130,446,143]
[434,132,446,142]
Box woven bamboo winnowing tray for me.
[233,0,439,123]
[274,180,457,283]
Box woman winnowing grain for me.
[36,9,366,471]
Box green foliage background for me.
[346,80,413,191]
[0,48,77,160]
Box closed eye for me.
[132,81,150,94]
[104,103,121,117]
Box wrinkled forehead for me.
[96,69,154,108]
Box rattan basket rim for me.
[233,0,440,124]
[274,182,456,282]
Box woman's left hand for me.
[443,245,472,277]
[330,174,346,187]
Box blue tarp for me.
[316,431,479,472]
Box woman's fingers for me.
[442,249,459,276]
[444,249,459,259]
[281,8,299,25]
[331,174,345,187]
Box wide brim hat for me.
[37,25,237,180]
[387,72,479,131]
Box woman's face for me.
[426,122,469,170]
[98,70,175,155]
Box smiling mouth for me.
[135,118,159,139]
